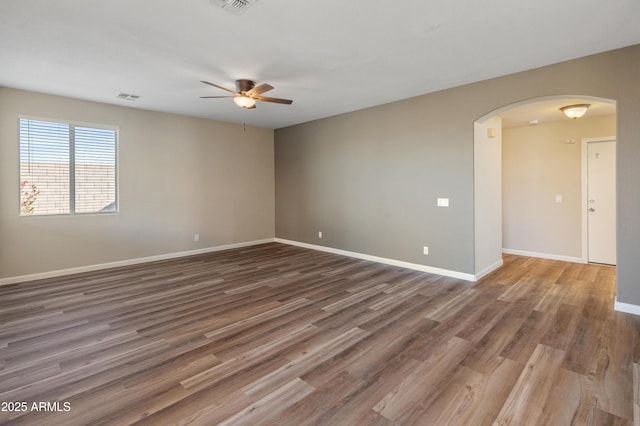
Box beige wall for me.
[502,115,616,258]
[0,87,275,280]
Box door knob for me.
[589,208,596,212]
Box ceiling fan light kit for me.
[200,79,293,110]
[234,95,256,108]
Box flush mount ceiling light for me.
[560,104,590,119]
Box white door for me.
[587,139,616,265]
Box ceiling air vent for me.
[117,93,140,101]
[213,0,259,15]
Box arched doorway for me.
[474,95,617,278]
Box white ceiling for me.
[1,0,639,129]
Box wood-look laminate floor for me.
[1,243,638,425]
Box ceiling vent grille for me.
[117,93,140,101]
[214,0,259,15]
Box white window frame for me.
[18,115,119,217]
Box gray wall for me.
[0,87,275,279]
[275,44,640,305]
[275,95,475,273]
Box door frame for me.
[581,136,616,263]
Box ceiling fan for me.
[200,79,293,109]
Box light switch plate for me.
[437,198,449,207]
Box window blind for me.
[19,118,117,216]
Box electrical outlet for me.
[194,233,200,242]
[437,198,449,207]
[423,246,429,255]
[318,231,323,238]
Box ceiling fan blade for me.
[200,95,235,98]
[254,95,293,105]
[200,80,237,94]
[247,83,274,97]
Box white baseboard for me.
[475,259,504,281]
[2,237,485,286]
[275,238,477,282]
[502,248,585,264]
[614,297,640,316]
[0,238,276,286]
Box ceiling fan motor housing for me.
[236,79,256,94]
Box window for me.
[19,118,118,216]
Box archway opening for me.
[474,95,617,279]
